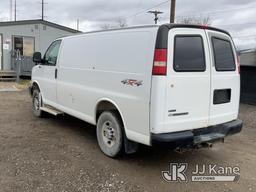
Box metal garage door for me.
[240,66,256,105]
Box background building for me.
[240,49,256,105]
[0,19,80,78]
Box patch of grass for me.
[14,80,31,90]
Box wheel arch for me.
[95,98,139,154]
[31,80,46,101]
[31,80,41,92]
[95,98,126,130]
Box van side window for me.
[44,40,61,66]
[212,37,235,71]
[174,36,206,72]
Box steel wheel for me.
[102,121,117,147]
[32,89,44,117]
[97,111,123,157]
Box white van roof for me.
[57,24,231,43]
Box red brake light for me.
[153,49,167,76]
[200,25,209,29]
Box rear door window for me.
[212,37,235,71]
[174,36,206,72]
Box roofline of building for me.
[0,19,81,33]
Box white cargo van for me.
[30,24,242,157]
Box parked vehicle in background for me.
[30,24,242,158]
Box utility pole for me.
[10,0,13,21]
[170,0,176,23]
[148,10,163,24]
[14,0,17,21]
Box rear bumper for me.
[151,119,243,148]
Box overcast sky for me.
[1,0,256,50]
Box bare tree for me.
[100,24,112,30]
[116,18,128,28]
[100,18,128,30]
[177,16,212,25]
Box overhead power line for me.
[125,0,170,19]
[125,0,256,21]
[216,22,256,27]
[232,35,256,39]
[175,4,256,19]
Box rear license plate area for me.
[213,89,231,104]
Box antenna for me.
[14,0,17,21]
[148,10,163,24]
[10,0,13,21]
[42,0,44,20]
[41,0,47,20]
[76,19,80,31]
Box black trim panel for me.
[155,25,170,49]
[213,89,231,104]
[155,24,231,50]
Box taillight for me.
[237,55,240,74]
[152,49,167,76]
[200,25,209,29]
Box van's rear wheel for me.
[32,89,45,117]
[96,111,123,158]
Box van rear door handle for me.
[55,68,58,79]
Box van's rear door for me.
[206,30,240,126]
[164,28,211,133]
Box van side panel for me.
[57,28,158,145]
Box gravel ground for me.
[0,91,255,192]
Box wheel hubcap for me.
[102,121,116,147]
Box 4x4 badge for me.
[121,79,143,87]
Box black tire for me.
[32,89,45,118]
[96,111,123,158]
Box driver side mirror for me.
[33,52,42,64]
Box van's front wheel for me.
[96,111,123,158]
[32,89,45,117]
